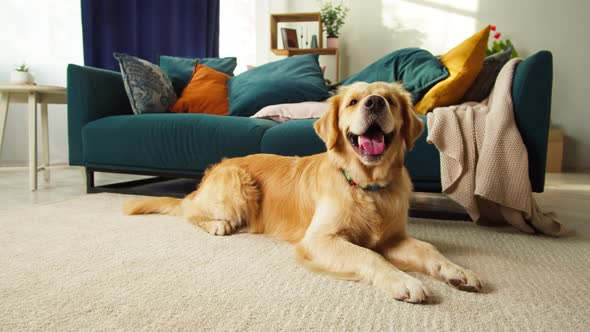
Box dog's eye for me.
[349,99,358,106]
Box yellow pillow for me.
[414,25,490,115]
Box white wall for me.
[220,0,289,72]
[286,0,590,171]
[220,0,258,74]
[0,0,84,166]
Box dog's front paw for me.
[197,220,234,236]
[380,273,429,303]
[441,265,481,292]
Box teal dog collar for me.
[343,170,386,191]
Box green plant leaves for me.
[320,2,349,38]
[487,39,519,58]
[15,63,29,72]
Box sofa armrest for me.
[67,64,132,166]
[512,51,553,192]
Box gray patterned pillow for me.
[113,53,177,114]
[461,46,513,103]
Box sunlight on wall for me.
[219,0,257,74]
[381,0,479,53]
[0,0,83,165]
[0,0,82,67]
[422,0,478,12]
[0,0,83,78]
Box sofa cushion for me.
[404,115,441,184]
[169,64,230,115]
[337,48,449,103]
[82,114,277,173]
[260,119,326,156]
[113,53,177,115]
[227,54,331,117]
[160,55,237,96]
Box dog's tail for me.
[123,197,183,216]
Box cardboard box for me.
[546,128,564,173]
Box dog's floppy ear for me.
[314,94,341,150]
[394,85,424,151]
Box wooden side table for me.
[0,84,67,191]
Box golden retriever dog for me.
[123,82,481,303]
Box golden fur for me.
[123,82,481,303]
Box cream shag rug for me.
[1,193,589,331]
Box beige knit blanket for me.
[426,58,564,236]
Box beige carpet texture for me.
[1,193,589,331]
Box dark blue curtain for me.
[81,0,219,71]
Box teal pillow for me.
[337,48,449,103]
[227,54,331,117]
[159,55,237,95]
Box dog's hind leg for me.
[182,165,259,236]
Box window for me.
[219,0,257,74]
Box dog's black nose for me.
[364,95,386,112]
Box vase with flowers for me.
[319,1,349,49]
[487,25,519,58]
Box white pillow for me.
[250,101,329,123]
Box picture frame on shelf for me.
[281,28,299,49]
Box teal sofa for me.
[67,51,553,196]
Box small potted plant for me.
[320,1,349,48]
[11,63,34,84]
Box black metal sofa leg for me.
[86,168,95,193]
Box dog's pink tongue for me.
[358,132,385,155]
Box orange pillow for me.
[414,25,490,115]
[169,63,230,115]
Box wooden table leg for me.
[28,92,37,191]
[0,92,9,158]
[40,102,50,182]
